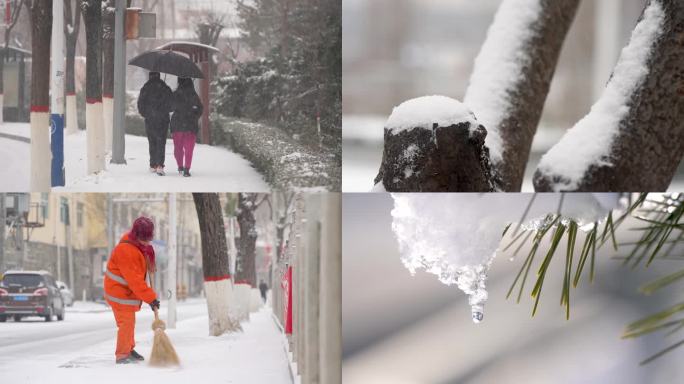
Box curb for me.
[0,132,30,143]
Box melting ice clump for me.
[390,193,622,323]
[391,194,506,323]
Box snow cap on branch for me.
[385,95,479,135]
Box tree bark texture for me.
[374,123,495,192]
[235,193,257,287]
[102,1,114,97]
[464,0,580,191]
[30,0,52,109]
[534,0,684,191]
[82,0,102,102]
[193,193,231,280]
[65,0,81,95]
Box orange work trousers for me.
[112,309,136,360]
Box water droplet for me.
[471,304,484,323]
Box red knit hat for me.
[130,216,154,242]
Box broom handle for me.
[150,271,159,321]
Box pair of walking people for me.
[137,72,203,177]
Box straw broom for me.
[148,272,180,367]
[149,307,180,366]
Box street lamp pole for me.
[111,0,127,164]
[50,0,65,186]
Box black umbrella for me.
[128,49,204,79]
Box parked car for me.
[56,281,74,307]
[0,270,66,322]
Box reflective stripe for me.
[104,293,141,306]
[105,269,128,286]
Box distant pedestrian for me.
[137,71,173,176]
[259,280,269,303]
[171,77,203,177]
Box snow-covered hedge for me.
[212,114,341,191]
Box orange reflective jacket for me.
[104,234,157,312]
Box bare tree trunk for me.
[534,0,684,191]
[82,0,105,173]
[193,193,241,335]
[28,0,53,191]
[194,193,230,280]
[65,0,81,133]
[235,193,257,288]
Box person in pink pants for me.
[170,77,203,177]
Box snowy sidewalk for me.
[0,123,269,192]
[0,304,292,384]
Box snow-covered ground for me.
[0,298,292,384]
[0,123,269,192]
[0,136,29,192]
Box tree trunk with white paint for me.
[66,95,79,134]
[103,97,113,153]
[29,0,53,191]
[236,193,258,287]
[102,2,114,153]
[203,278,241,335]
[193,193,241,335]
[233,283,251,322]
[65,0,81,134]
[82,0,105,173]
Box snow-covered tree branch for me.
[464,0,580,191]
[373,0,683,192]
[534,0,684,191]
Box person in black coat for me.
[171,77,203,177]
[259,280,269,303]
[137,71,172,176]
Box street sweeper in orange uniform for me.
[104,216,160,364]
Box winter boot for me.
[183,168,191,177]
[116,355,140,364]
[130,349,145,361]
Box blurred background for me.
[343,193,684,383]
[342,0,684,191]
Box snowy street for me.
[0,123,269,192]
[0,299,292,384]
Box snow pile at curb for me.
[535,2,665,190]
[385,96,479,134]
[213,115,341,191]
